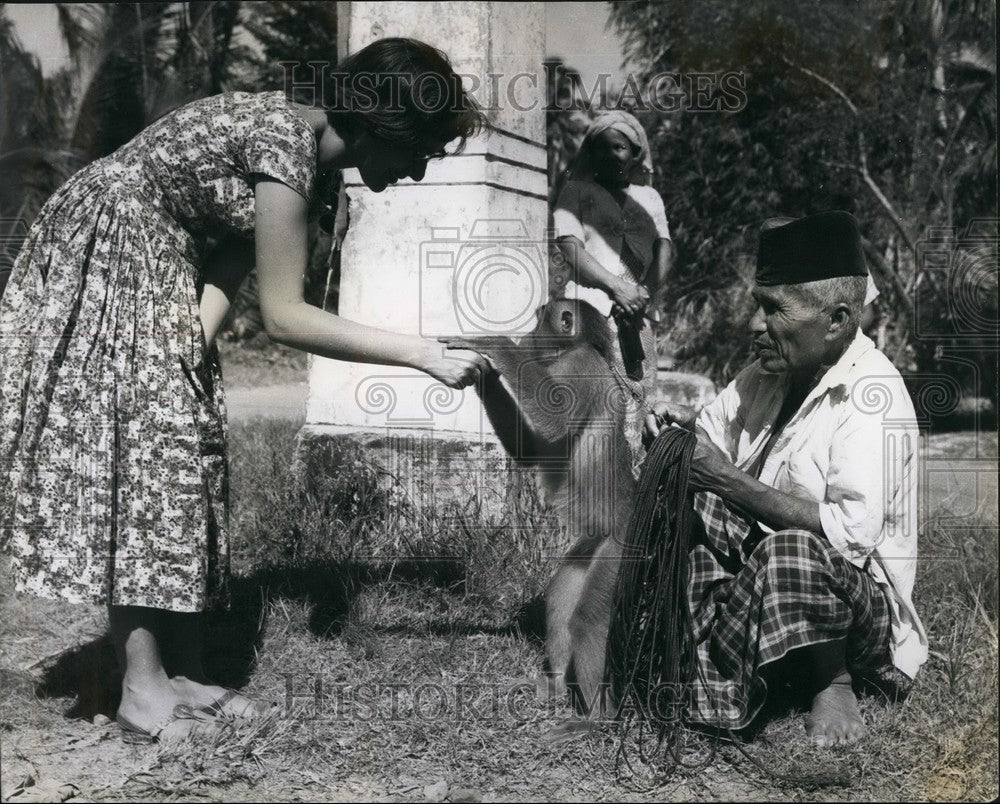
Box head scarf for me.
[569,110,653,185]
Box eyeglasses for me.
[417,148,448,162]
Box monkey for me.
[444,298,636,733]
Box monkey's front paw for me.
[438,337,500,374]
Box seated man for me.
[646,211,927,746]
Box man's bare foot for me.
[805,674,866,747]
[170,676,274,719]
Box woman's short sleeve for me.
[553,180,586,241]
[243,107,316,201]
[642,187,671,240]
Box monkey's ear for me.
[559,309,575,335]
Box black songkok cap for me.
[756,211,869,286]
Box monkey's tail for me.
[604,427,851,791]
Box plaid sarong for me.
[684,492,895,730]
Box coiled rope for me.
[605,427,698,765]
[604,426,851,790]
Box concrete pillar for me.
[294,2,550,526]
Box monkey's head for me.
[534,299,615,361]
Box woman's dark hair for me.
[324,37,487,155]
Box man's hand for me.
[687,430,825,535]
[643,400,698,447]
[647,402,822,532]
[688,431,733,493]
[644,403,733,493]
[643,401,672,448]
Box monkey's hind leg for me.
[543,533,607,701]
[539,537,624,745]
[542,558,588,702]
[567,535,623,721]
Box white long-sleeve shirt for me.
[696,330,929,679]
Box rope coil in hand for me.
[603,426,851,790]
[605,427,698,763]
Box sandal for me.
[195,688,277,719]
[117,704,221,745]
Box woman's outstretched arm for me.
[253,178,486,389]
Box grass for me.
[1,417,997,802]
[216,334,309,389]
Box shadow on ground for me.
[31,558,545,720]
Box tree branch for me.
[922,79,991,211]
[783,58,919,256]
[785,60,860,116]
[857,130,918,254]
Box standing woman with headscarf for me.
[552,111,674,470]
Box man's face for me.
[748,284,831,375]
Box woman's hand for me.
[417,344,489,389]
[255,179,488,381]
[610,277,650,315]
[439,337,501,374]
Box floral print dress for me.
[0,91,315,612]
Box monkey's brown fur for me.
[446,299,636,721]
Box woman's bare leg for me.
[110,605,218,739]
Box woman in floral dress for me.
[0,38,487,742]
